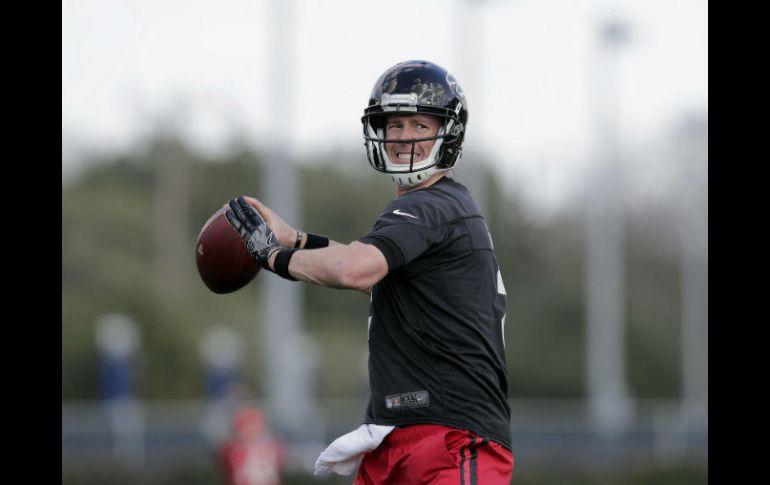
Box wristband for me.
[305,233,330,249]
[294,230,304,249]
[272,249,298,281]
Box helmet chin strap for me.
[391,164,449,188]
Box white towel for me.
[314,424,395,476]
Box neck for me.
[395,172,447,197]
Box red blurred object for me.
[234,408,266,438]
[196,206,260,294]
[221,407,285,485]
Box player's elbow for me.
[336,242,388,292]
[337,264,380,292]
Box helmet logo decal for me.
[446,73,464,99]
[410,81,448,106]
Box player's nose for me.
[396,125,419,142]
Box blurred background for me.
[62,0,707,483]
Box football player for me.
[226,60,513,484]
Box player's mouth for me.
[396,152,423,162]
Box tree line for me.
[62,134,683,401]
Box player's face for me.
[385,114,442,165]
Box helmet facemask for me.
[362,105,464,187]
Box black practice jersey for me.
[358,176,511,449]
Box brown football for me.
[195,206,260,294]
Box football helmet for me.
[362,60,468,187]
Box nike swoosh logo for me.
[392,209,418,219]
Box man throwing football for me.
[226,60,514,484]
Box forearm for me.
[231,197,375,290]
[242,197,343,250]
[268,241,387,293]
[285,246,355,289]
[294,230,343,250]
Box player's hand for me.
[242,196,299,248]
[225,196,283,266]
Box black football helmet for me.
[362,60,468,187]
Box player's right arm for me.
[267,241,388,294]
[232,196,387,293]
[243,196,343,249]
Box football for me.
[195,206,260,294]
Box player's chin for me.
[390,155,426,165]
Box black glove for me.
[225,196,282,267]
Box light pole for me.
[452,0,491,217]
[675,115,708,446]
[585,18,632,438]
[262,0,321,454]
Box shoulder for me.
[394,177,477,219]
[377,182,456,229]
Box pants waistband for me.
[383,424,459,446]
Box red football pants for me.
[353,424,514,485]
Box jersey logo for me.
[392,209,418,219]
[385,390,430,410]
